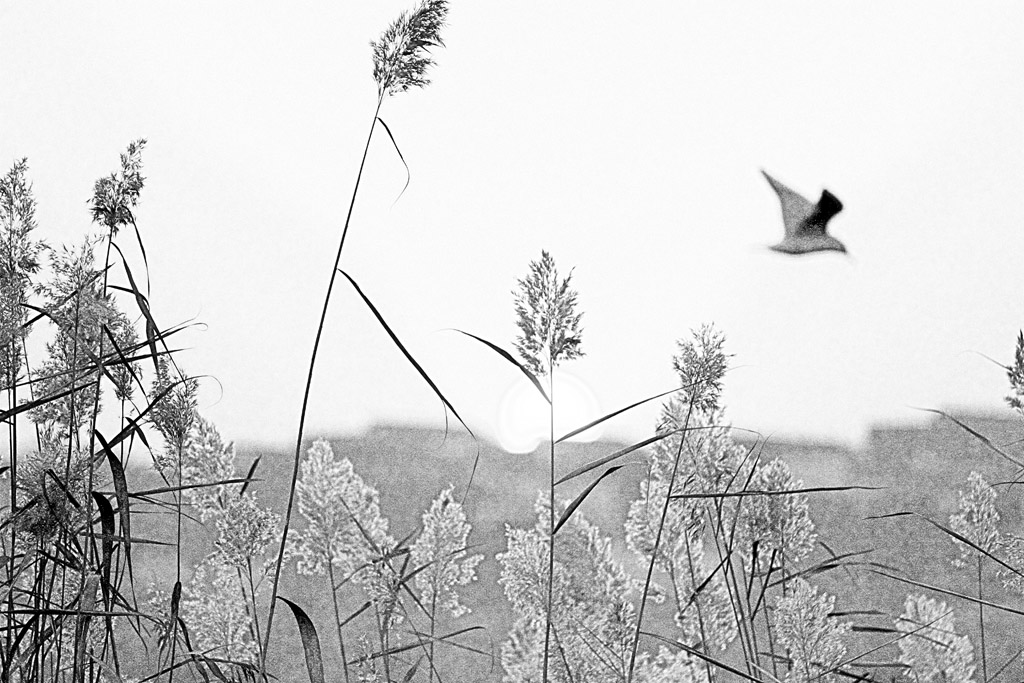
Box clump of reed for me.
[8,3,1024,683]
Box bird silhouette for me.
[762,169,846,255]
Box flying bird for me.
[762,170,846,255]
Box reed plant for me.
[511,250,584,683]
[262,1,452,672]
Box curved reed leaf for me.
[402,658,423,682]
[451,329,550,403]
[553,465,632,535]
[873,569,1024,616]
[239,456,261,497]
[669,484,882,500]
[339,601,372,629]
[555,429,682,486]
[110,242,160,372]
[92,492,115,585]
[277,596,326,683]
[95,431,132,577]
[914,407,1024,469]
[0,378,98,424]
[339,270,475,438]
[555,385,689,443]
[376,117,411,205]
[874,510,1024,582]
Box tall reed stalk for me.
[260,6,451,671]
[510,250,583,683]
[626,325,726,682]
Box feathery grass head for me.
[411,486,483,619]
[215,492,280,569]
[0,158,43,383]
[290,438,393,577]
[735,457,816,572]
[150,358,199,458]
[90,139,146,234]
[673,324,728,414]
[110,322,141,402]
[15,444,97,541]
[498,494,638,680]
[179,416,237,520]
[949,471,1000,568]
[895,594,976,683]
[175,557,259,665]
[371,0,449,98]
[773,578,850,683]
[513,250,584,377]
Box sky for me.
[1,2,1022,450]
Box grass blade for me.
[110,242,161,372]
[277,596,326,683]
[873,569,1024,616]
[340,270,475,439]
[556,385,687,443]
[556,429,682,486]
[669,485,882,500]
[239,457,261,496]
[376,116,411,206]
[95,431,133,580]
[914,407,1024,469]
[451,329,550,403]
[553,465,632,535]
[92,492,116,590]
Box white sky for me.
[2,2,1022,448]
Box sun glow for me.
[496,370,602,454]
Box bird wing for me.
[761,170,813,238]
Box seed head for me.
[371,0,449,97]
[512,250,584,376]
[896,594,976,683]
[411,486,483,619]
[773,579,850,683]
[949,471,1000,569]
[90,139,146,234]
[672,324,728,414]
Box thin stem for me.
[681,532,715,683]
[327,563,351,683]
[6,367,16,667]
[542,363,555,683]
[377,603,392,683]
[979,554,987,683]
[428,592,437,683]
[627,400,696,682]
[246,558,267,669]
[168,439,184,683]
[261,94,385,677]
[234,566,261,667]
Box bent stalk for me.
[261,95,384,675]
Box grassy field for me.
[3,3,1023,681]
[112,413,1024,682]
